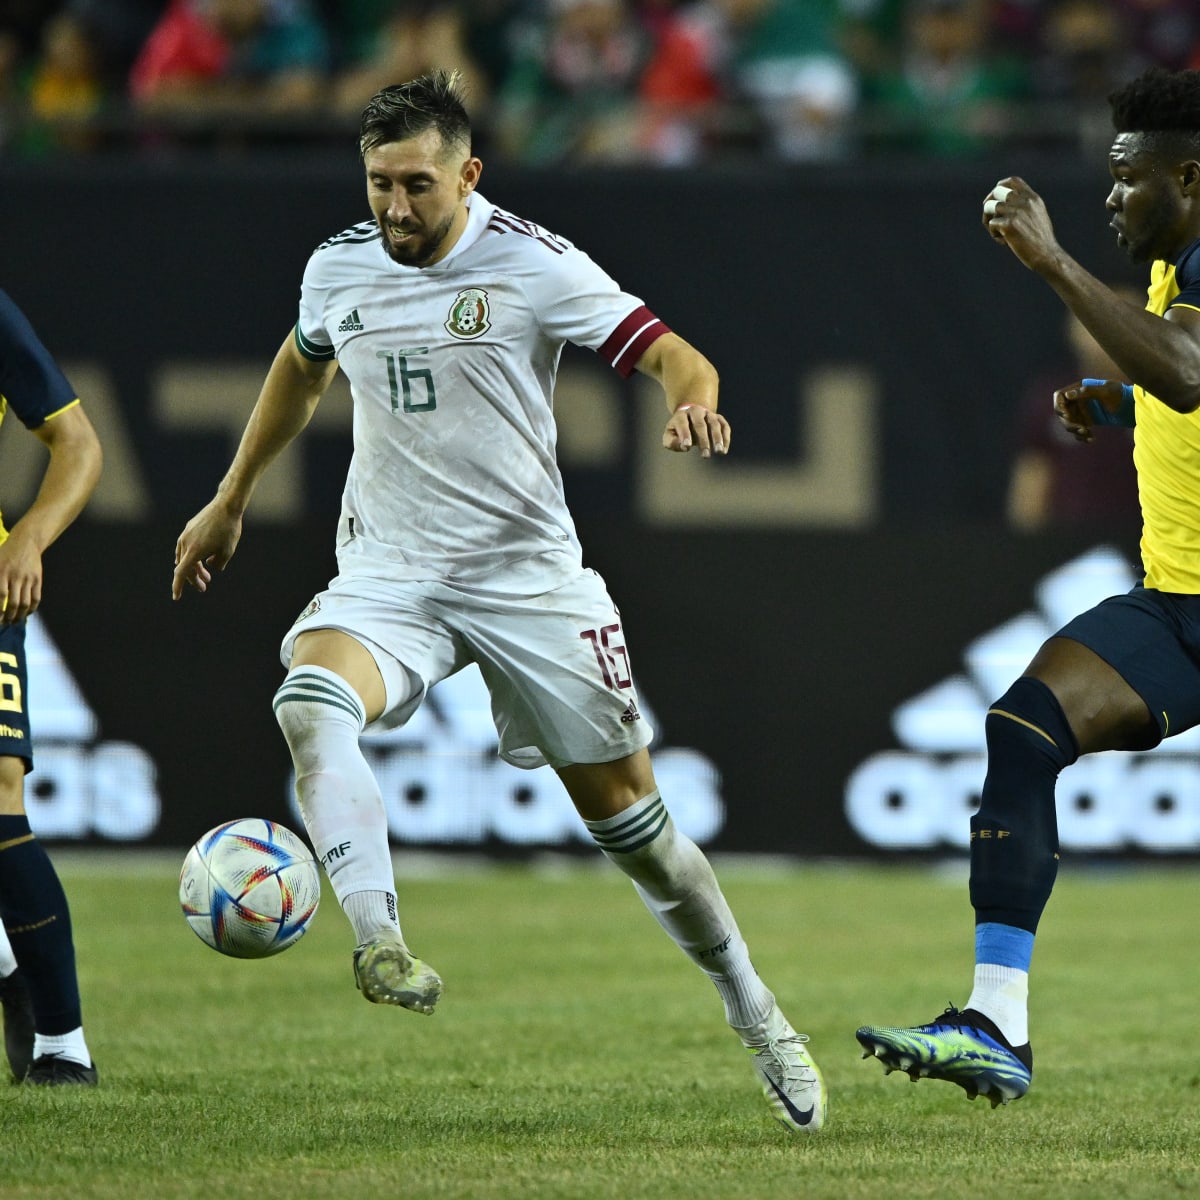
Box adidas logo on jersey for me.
[337,308,364,332]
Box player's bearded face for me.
[379,207,457,267]
[365,134,478,268]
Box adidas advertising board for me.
[24,641,720,849]
[285,666,724,847]
[20,531,1200,858]
[845,547,1200,853]
[22,615,160,841]
[4,164,1186,856]
[18,579,718,849]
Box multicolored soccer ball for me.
[179,818,321,958]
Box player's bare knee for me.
[558,751,656,821]
[0,758,26,814]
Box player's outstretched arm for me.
[172,332,337,600]
[983,176,1200,412]
[0,403,101,625]
[635,331,729,458]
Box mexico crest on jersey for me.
[294,597,321,624]
[445,288,491,340]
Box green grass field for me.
[2,855,1197,1200]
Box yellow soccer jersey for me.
[1133,237,1200,592]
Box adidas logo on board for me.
[844,546,1200,854]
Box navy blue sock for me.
[970,677,1078,934]
[0,815,83,1035]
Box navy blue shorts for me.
[1055,586,1200,745]
[0,620,32,769]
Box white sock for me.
[274,667,401,939]
[966,963,1029,1046]
[584,791,773,1029]
[34,1027,90,1068]
[342,890,402,944]
[0,919,16,977]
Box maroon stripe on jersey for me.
[486,213,567,255]
[599,306,670,378]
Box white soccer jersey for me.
[295,193,669,596]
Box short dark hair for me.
[1109,68,1200,157]
[359,69,471,159]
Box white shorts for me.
[279,568,654,771]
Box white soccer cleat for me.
[352,934,443,1014]
[739,1005,827,1133]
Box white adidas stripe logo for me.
[893,546,1142,753]
[846,546,1200,852]
[22,614,161,840]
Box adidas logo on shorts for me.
[621,701,641,724]
[338,308,364,332]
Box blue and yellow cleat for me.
[856,1006,1032,1108]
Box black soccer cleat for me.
[0,969,35,1082]
[24,1053,99,1087]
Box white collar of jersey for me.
[432,192,495,269]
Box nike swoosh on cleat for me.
[765,1074,816,1126]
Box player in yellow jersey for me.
[0,288,101,1085]
[857,66,1200,1107]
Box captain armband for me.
[1082,378,1136,428]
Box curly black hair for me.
[1110,68,1200,151]
[359,69,471,160]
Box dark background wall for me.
[29,523,1165,856]
[0,156,1145,524]
[1,159,1170,856]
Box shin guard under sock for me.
[273,667,400,937]
[970,676,1078,934]
[585,792,773,1027]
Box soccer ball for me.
[179,818,321,959]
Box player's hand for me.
[1052,378,1125,443]
[172,500,244,600]
[0,531,43,624]
[982,177,1062,273]
[662,404,730,458]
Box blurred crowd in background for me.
[0,0,1197,164]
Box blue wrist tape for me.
[1081,378,1136,428]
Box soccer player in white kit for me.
[172,70,825,1133]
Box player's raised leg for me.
[857,637,1154,1107]
[855,672,1064,1106]
[561,752,826,1133]
[273,629,441,1014]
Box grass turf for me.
[2,856,1197,1199]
